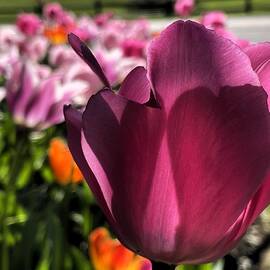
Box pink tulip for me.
[94,49,119,85]
[199,11,250,48]
[0,48,19,77]
[94,12,114,27]
[16,13,42,36]
[121,39,146,58]
[43,2,63,21]
[116,56,146,83]
[245,43,270,109]
[101,21,127,50]
[48,45,77,66]
[19,36,48,62]
[72,27,94,43]
[208,26,250,49]
[65,21,270,264]
[214,27,236,40]
[127,19,151,41]
[236,39,250,49]
[200,11,227,30]
[174,0,194,17]
[0,26,23,51]
[92,47,145,85]
[6,62,82,129]
[57,12,76,31]
[55,61,103,105]
[75,17,99,42]
[101,30,122,50]
[36,64,51,79]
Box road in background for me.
[150,15,270,42]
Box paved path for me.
[150,15,270,42]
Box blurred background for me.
[0,0,270,21]
[0,1,270,270]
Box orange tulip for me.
[89,228,151,270]
[43,25,67,45]
[48,138,83,185]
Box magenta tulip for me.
[121,39,146,58]
[64,21,270,264]
[245,43,270,108]
[43,2,63,21]
[16,13,41,36]
[94,12,114,27]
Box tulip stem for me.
[1,128,29,270]
[151,261,176,270]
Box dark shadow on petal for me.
[64,104,119,232]
[82,90,166,252]
[111,100,166,251]
[167,85,270,264]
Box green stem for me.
[152,261,176,270]
[1,128,29,270]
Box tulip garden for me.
[0,0,270,270]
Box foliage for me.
[0,106,97,270]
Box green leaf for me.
[0,190,5,213]
[6,191,16,216]
[40,166,54,183]
[199,263,213,270]
[177,264,214,270]
[15,160,33,189]
[82,209,92,237]
[31,144,47,171]
[11,214,40,270]
[36,240,50,270]
[36,259,50,270]
[71,246,92,270]
[81,182,94,204]
[64,253,73,270]
[0,153,11,185]
[48,215,64,270]
[177,265,196,270]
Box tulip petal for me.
[81,90,177,255]
[41,100,66,128]
[64,105,117,229]
[197,173,270,264]
[24,78,56,127]
[8,63,36,121]
[147,20,259,110]
[245,43,270,103]
[80,83,270,264]
[118,66,151,104]
[6,63,22,112]
[166,85,270,263]
[70,20,270,265]
[245,42,270,70]
[68,33,111,88]
[229,173,270,245]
